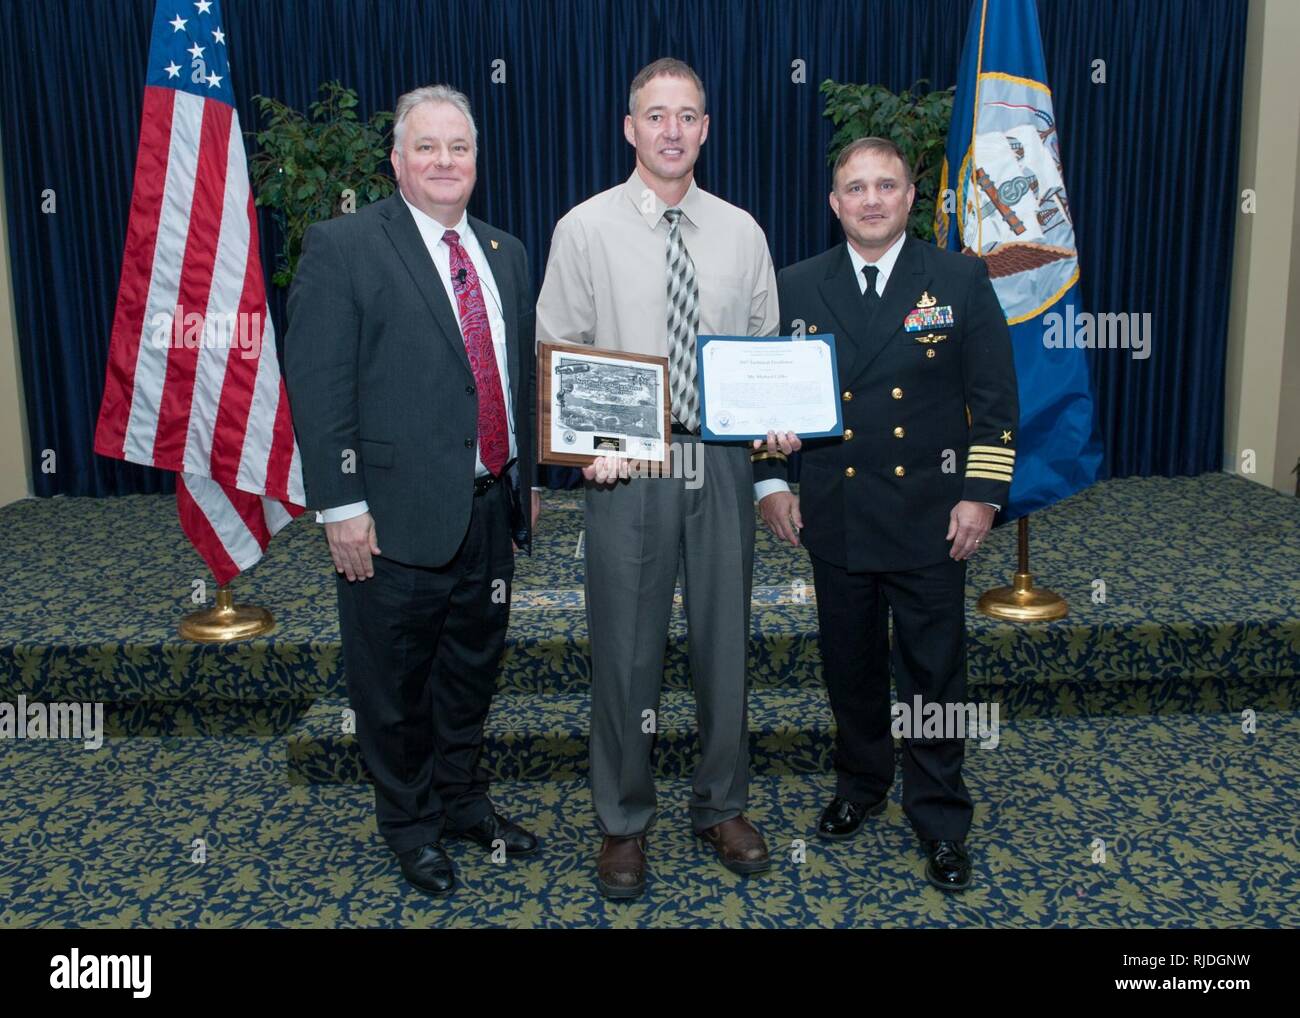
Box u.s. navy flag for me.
[935,0,1102,518]
[94,0,305,583]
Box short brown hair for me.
[832,137,913,189]
[628,58,707,115]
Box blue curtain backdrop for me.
[0,0,1247,497]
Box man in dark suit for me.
[755,137,1019,892]
[284,85,540,897]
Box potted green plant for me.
[247,81,395,287]
[819,79,955,241]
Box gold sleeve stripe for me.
[966,468,1014,482]
[750,451,788,463]
[967,453,1016,466]
[968,444,1016,458]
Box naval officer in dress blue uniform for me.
[754,137,1019,891]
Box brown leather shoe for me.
[596,834,646,899]
[698,815,771,875]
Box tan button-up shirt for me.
[537,170,779,353]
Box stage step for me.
[287,667,1300,785]
[10,606,1299,705]
[497,621,823,694]
[286,687,840,785]
[3,475,1298,719]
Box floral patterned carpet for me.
[1,472,1297,926]
[3,710,1297,928]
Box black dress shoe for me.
[816,795,887,840]
[922,839,972,892]
[396,843,455,896]
[451,811,540,856]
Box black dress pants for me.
[809,550,973,841]
[335,482,513,854]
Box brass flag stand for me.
[179,582,275,642]
[977,516,1068,622]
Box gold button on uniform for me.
[843,428,854,441]
[926,349,936,359]
[891,387,903,399]
[893,426,905,438]
[842,390,853,402]
[844,467,856,478]
[894,466,905,477]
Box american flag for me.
[94,0,305,585]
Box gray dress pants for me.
[583,437,756,836]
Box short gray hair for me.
[393,85,477,153]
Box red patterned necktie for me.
[443,229,509,476]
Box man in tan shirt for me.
[537,58,797,898]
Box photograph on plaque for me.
[537,341,671,468]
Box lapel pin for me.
[491,239,499,250]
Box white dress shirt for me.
[536,170,780,358]
[753,231,998,512]
[845,229,907,298]
[318,197,514,524]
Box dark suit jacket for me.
[755,235,1018,572]
[283,192,535,567]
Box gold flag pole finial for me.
[179,581,275,642]
[977,516,1068,622]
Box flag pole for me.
[976,515,1068,622]
[179,580,275,642]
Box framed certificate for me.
[696,334,844,441]
[537,341,671,468]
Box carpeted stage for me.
[1,472,1298,927]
